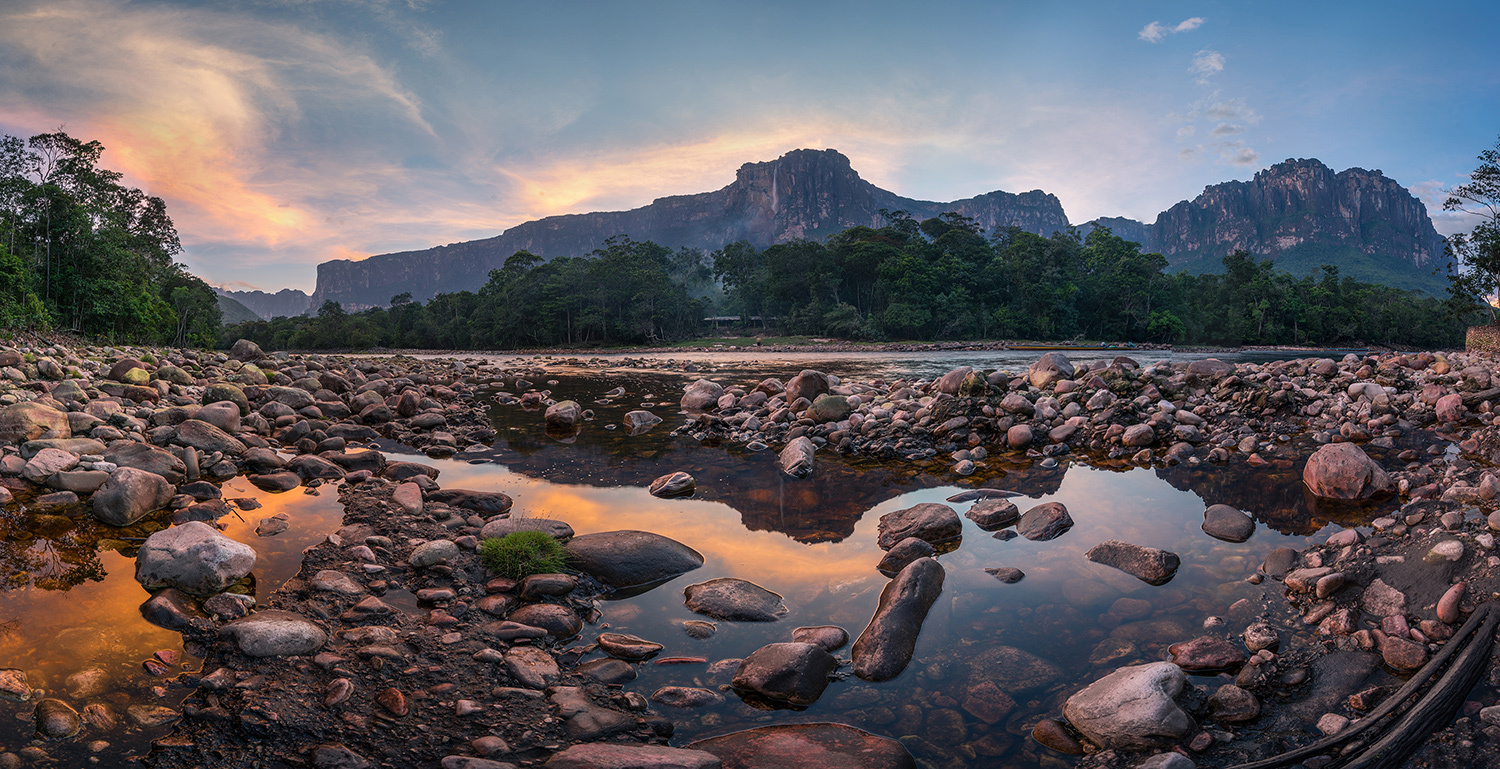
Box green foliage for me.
[0,130,218,344]
[479,531,569,580]
[1444,134,1500,324]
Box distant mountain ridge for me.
[306,149,1070,309]
[297,150,1449,310]
[216,288,312,320]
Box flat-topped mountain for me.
[307,149,1070,309]
[215,288,313,320]
[298,150,1450,311]
[1081,159,1449,294]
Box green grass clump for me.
[479,531,569,579]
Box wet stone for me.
[649,471,696,498]
[1017,502,1073,541]
[965,498,1019,530]
[650,686,725,708]
[877,537,935,577]
[684,578,788,622]
[791,625,849,652]
[517,573,577,600]
[574,658,637,685]
[597,632,664,661]
[985,567,1025,584]
[1168,636,1246,673]
[1202,504,1256,542]
[731,642,839,707]
[1085,540,1180,585]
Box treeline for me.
[0,131,220,345]
[225,211,1473,351]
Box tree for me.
[1445,134,1500,324]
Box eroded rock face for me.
[851,557,945,681]
[1303,442,1391,500]
[135,521,257,595]
[686,722,917,769]
[731,642,838,707]
[1062,662,1194,750]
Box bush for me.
[479,530,569,579]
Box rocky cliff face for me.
[215,288,312,320]
[308,149,1071,308]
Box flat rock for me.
[1168,636,1246,672]
[684,578,787,622]
[876,502,961,550]
[507,604,582,638]
[965,499,1019,530]
[1062,662,1193,750]
[851,557,945,681]
[1085,540,1180,585]
[480,517,573,541]
[222,610,327,657]
[430,489,514,515]
[565,530,703,590]
[876,537,935,576]
[687,723,916,769]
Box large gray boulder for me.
[876,502,961,550]
[684,578,787,621]
[784,370,829,406]
[173,419,247,455]
[680,380,724,411]
[1017,502,1073,541]
[195,400,242,433]
[222,610,327,657]
[93,466,175,526]
[731,642,838,707]
[851,557,945,681]
[105,442,187,484]
[229,339,265,361]
[1063,662,1194,750]
[778,436,816,478]
[565,530,703,590]
[1028,353,1075,389]
[1303,442,1392,500]
[135,521,257,595]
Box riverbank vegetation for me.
[0,131,221,345]
[225,213,1473,351]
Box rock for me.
[441,759,516,769]
[505,646,560,689]
[1186,358,1233,380]
[1028,352,1075,389]
[732,642,838,707]
[809,394,851,423]
[202,382,250,414]
[0,669,30,701]
[517,573,577,600]
[312,570,364,595]
[1167,636,1246,672]
[222,610,327,656]
[876,537,935,576]
[778,436,816,478]
[1303,442,1392,500]
[651,686,724,708]
[1032,719,1085,755]
[34,699,81,738]
[784,371,829,406]
[174,419,246,455]
[544,744,721,769]
[1122,424,1155,447]
[1207,684,1259,723]
[410,539,459,567]
[544,400,582,428]
[1262,547,1298,578]
[1062,662,1193,750]
[0,402,70,443]
[684,578,788,621]
[680,379,725,410]
[566,530,703,590]
[195,401,242,433]
[986,567,1025,583]
[1017,502,1073,541]
[507,604,582,637]
[136,521,257,595]
[288,454,344,481]
[965,499,1018,530]
[480,517,571,541]
[791,625,848,652]
[876,502,961,550]
[623,410,662,433]
[1137,755,1196,769]
[1363,579,1407,617]
[649,471,696,498]
[21,447,78,483]
[1085,541,1180,585]
[310,745,372,769]
[1318,713,1350,735]
[392,483,424,514]
[249,472,301,492]
[1426,540,1465,563]
[574,658,637,685]
[1382,635,1427,670]
[597,632,663,661]
[140,588,213,632]
[933,366,974,395]
[1436,393,1464,422]
[851,557,945,681]
[1201,504,1255,542]
[1438,583,1466,624]
[1244,622,1279,652]
[549,686,634,740]
[104,443,186,484]
[229,339,265,361]
[687,723,915,769]
[92,467,175,526]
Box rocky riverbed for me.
[1,338,1499,769]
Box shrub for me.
[479,530,569,579]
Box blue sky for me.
[1,0,1496,292]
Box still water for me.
[0,350,1398,766]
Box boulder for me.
[686,723,916,769]
[1303,442,1392,500]
[876,537,935,577]
[104,443,187,484]
[681,380,725,411]
[1017,502,1073,541]
[195,401,242,433]
[222,610,327,657]
[809,394,851,423]
[791,625,849,652]
[202,382,250,414]
[784,370,829,406]
[34,698,82,738]
[93,467,175,526]
[480,517,572,541]
[1202,504,1255,542]
[965,499,1019,530]
[544,400,583,429]
[1085,540,1181,585]
[288,454,345,481]
[1167,636,1246,672]
[1186,358,1233,380]
[851,557,945,681]
[933,366,974,395]
[429,489,513,515]
[732,642,838,707]
[876,502,961,550]
[229,339,265,361]
[21,447,78,483]
[624,410,662,432]
[1028,352,1075,389]
[0,402,70,443]
[410,539,459,568]
[778,436,815,478]
[649,471,696,498]
[1062,662,1194,750]
[684,578,787,621]
[173,419,247,456]
[565,530,703,590]
[135,521,257,595]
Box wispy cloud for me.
[1189,50,1225,83]
[1205,97,1261,123]
[1210,122,1244,136]
[1139,17,1205,43]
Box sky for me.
[1,0,1497,293]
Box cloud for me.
[1204,97,1261,123]
[1139,17,1205,43]
[1219,144,1260,166]
[1176,125,1196,140]
[1210,122,1243,137]
[1189,50,1225,83]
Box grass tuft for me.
[479,530,569,579]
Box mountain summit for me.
[307,149,1069,308]
[301,150,1449,311]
